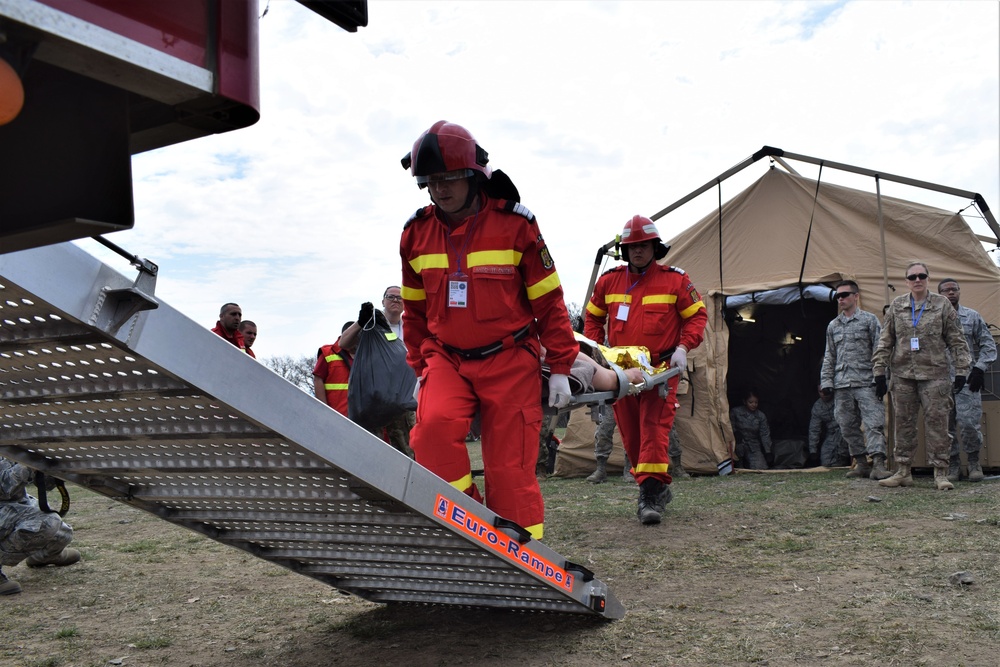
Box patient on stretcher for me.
[541,335,649,399]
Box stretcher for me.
[543,345,682,424]
[0,242,625,619]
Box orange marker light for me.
[0,57,25,125]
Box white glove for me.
[670,346,687,370]
[548,373,572,409]
[413,376,421,402]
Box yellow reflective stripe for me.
[526,272,561,301]
[384,332,398,341]
[680,300,706,319]
[324,383,348,390]
[525,523,544,540]
[401,285,426,301]
[642,294,678,305]
[467,249,522,267]
[586,301,606,317]
[605,293,631,304]
[635,462,669,474]
[449,473,475,493]
[409,253,450,273]
[324,353,343,363]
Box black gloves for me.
[358,302,374,326]
[874,376,888,401]
[968,367,984,393]
[953,375,966,393]
[821,387,833,398]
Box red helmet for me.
[619,215,669,261]
[400,121,492,188]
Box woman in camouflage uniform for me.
[872,262,971,490]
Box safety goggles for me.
[415,169,475,186]
[906,272,929,281]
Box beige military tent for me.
[555,158,1000,477]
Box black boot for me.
[637,478,667,525]
[0,567,22,596]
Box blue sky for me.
[79,0,1000,359]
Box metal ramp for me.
[0,242,624,619]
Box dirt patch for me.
[3,471,999,667]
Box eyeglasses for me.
[383,295,403,303]
[939,286,960,294]
[906,272,928,281]
[835,291,855,300]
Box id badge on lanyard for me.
[449,272,469,308]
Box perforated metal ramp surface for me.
[0,243,624,619]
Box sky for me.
[77,0,1000,360]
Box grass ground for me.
[3,458,998,667]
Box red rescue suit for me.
[313,340,352,417]
[585,263,707,486]
[400,195,576,540]
[211,322,246,351]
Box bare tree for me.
[261,354,315,393]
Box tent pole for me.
[651,146,999,243]
[876,175,890,308]
[650,146,784,222]
[774,149,1000,242]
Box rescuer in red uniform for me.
[399,121,576,540]
[584,216,707,525]
[312,321,356,417]
[211,302,246,351]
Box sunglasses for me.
[906,272,929,281]
[835,291,855,300]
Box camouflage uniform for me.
[819,308,887,459]
[594,403,616,460]
[1,458,73,567]
[872,293,970,467]
[808,397,849,467]
[384,411,416,458]
[946,305,997,459]
[729,405,771,469]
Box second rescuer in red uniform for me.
[399,121,577,540]
[585,216,707,525]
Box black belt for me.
[443,324,532,360]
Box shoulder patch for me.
[667,265,687,275]
[403,206,431,230]
[503,200,535,222]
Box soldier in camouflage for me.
[808,387,850,467]
[730,389,771,469]
[1,457,81,596]
[938,278,997,483]
[820,280,891,479]
[873,263,971,490]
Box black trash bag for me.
[348,322,417,432]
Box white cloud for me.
[79,0,998,358]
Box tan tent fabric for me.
[552,408,626,478]
[560,167,1000,476]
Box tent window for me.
[724,298,837,467]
